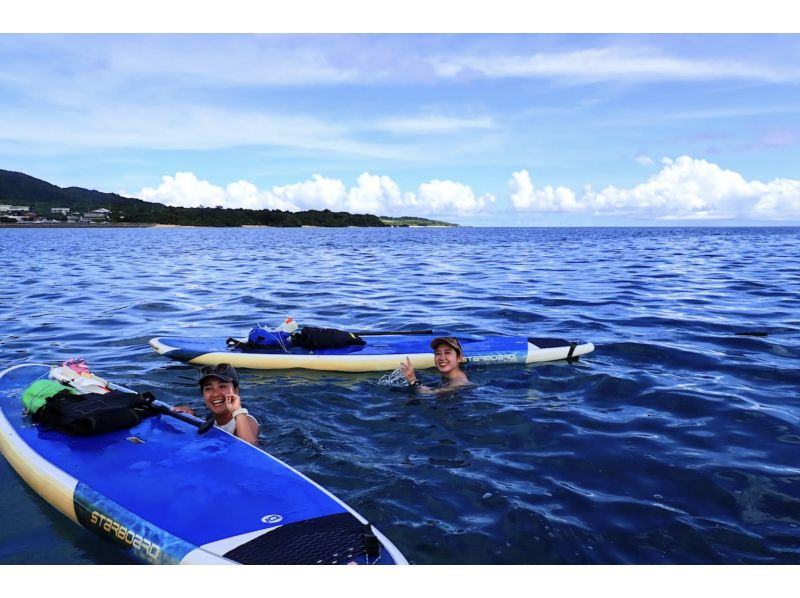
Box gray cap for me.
[198,363,239,386]
[429,336,463,355]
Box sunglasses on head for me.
[200,363,233,376]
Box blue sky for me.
[1,29,799,225]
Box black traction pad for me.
[224,512,376,565]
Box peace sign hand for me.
[400,357,417,384]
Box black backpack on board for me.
[290,326,366,350]
[33,389,161,435]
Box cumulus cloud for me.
[509,170,581,212]
[749,178,800,219]
[139,173,227,208]
[269,175,347,211]
[134,172,494,217]
[346,173,410,214]
[135,157,799,224]
[585,157,753,219]
[509,156,800,221]
[137,173,296,211]
[417,180,495,215]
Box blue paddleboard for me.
[150,331,594,372]
[0,364,407,564]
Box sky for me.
[2,10,799,226]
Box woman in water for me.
[400,336,471,395]
[173,363,259,445]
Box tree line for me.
[113,204,386,227]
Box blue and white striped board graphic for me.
[0,364,406,565]
[150,332,595,372]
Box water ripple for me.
[1,226,799,564]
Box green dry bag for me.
[22,380,75,415]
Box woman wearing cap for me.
[400,336,470,394]
[173,363,260,445]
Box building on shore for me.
[0,204,31,214]
[83,208,111,221]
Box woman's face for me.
[433,344,463,375]
[202,377,237,414]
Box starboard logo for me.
[261,514,283,524]
[89,511,161,560]
[467,353,521,364]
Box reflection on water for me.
[1,226,799,564]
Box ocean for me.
[0,225,798,564]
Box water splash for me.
[377,368,408,387]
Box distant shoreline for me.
[2,222,794,230]
[0,222,156,228]
[0,222,457,229]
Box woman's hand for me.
[225,391,259,445]
[224,391,242,414]
[400,357,417,385]
[172,405,196,416]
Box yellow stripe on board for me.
[0,409,79,524]
[187,352,436,372]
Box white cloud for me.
[269,175,347,211]
[138,173,300,210]
[344,174,494,216]
[432,47,800,84]
[586,156,758,219]
[636,154,655,166]
[135,157,800,224]
[109,41,359,87]
[0,102,408,158]
[139,173,227,208]
[376,115,495,135]
[134,171,495,218]
[749,178,800,219]
[509,156,800,221]
[225,180,297,211]
[417,180,496,215]
[346,173,409,214]
[509,170,580,212]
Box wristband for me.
[232,408,249,418]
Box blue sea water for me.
[0,225,798,565]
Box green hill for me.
[0,169,145,210]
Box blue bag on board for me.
[247,327,291,349]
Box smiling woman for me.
[399,336,472,395]
[173,363,259,445]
